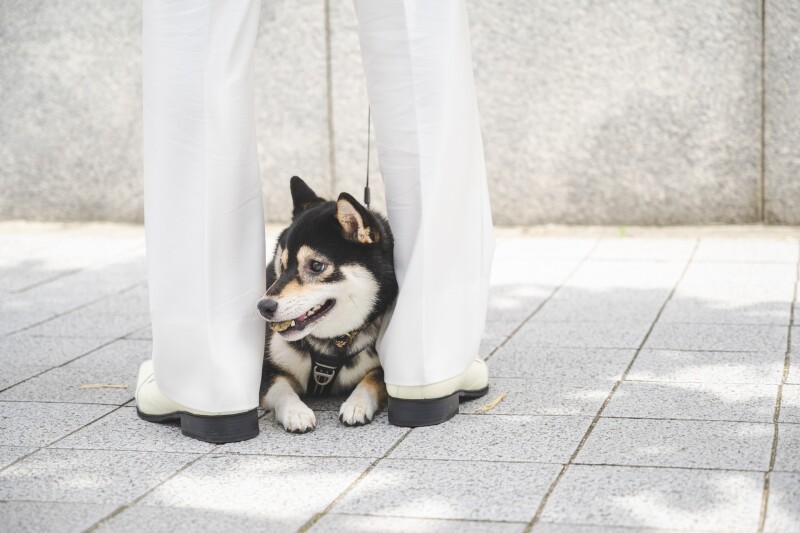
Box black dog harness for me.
[305,330,363,396]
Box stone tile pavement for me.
[1,222,799,532]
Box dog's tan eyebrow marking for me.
[281,248,288,269]
[297,245,331,266]
[297,244,331,265]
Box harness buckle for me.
[312,363,338,387]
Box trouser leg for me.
[142,0,265,413]
[354,0,495,387]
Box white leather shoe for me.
[135,360,259,443]
[386,358,489,427]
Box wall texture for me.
[765,0,800,224]
[0,0,797,225]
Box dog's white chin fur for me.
[278,328,315,342]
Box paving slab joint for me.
[523,240,700,532]
[756,242,800,532]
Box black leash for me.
[363,107,371,209]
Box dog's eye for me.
[309,260,326,273]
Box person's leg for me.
[137,0,266,442]
[353,0,495,425]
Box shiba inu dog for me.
[257,176,398,433]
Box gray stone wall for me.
[766,0,800,224]
[0,0,797,225]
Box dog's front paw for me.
[339,389,378,427]
[276,402,317,433]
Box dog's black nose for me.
[258,298,278,318]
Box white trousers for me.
[143,0,494,412]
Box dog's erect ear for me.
[290,176,324,219]
[335,192,380,244]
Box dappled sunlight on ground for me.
[0,223,798,531]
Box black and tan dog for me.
[257,176,398,433]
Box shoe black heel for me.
[388,386,489,427]
[180,409,259,443]
[137,408,259,443]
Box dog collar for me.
[333,329,361,349]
